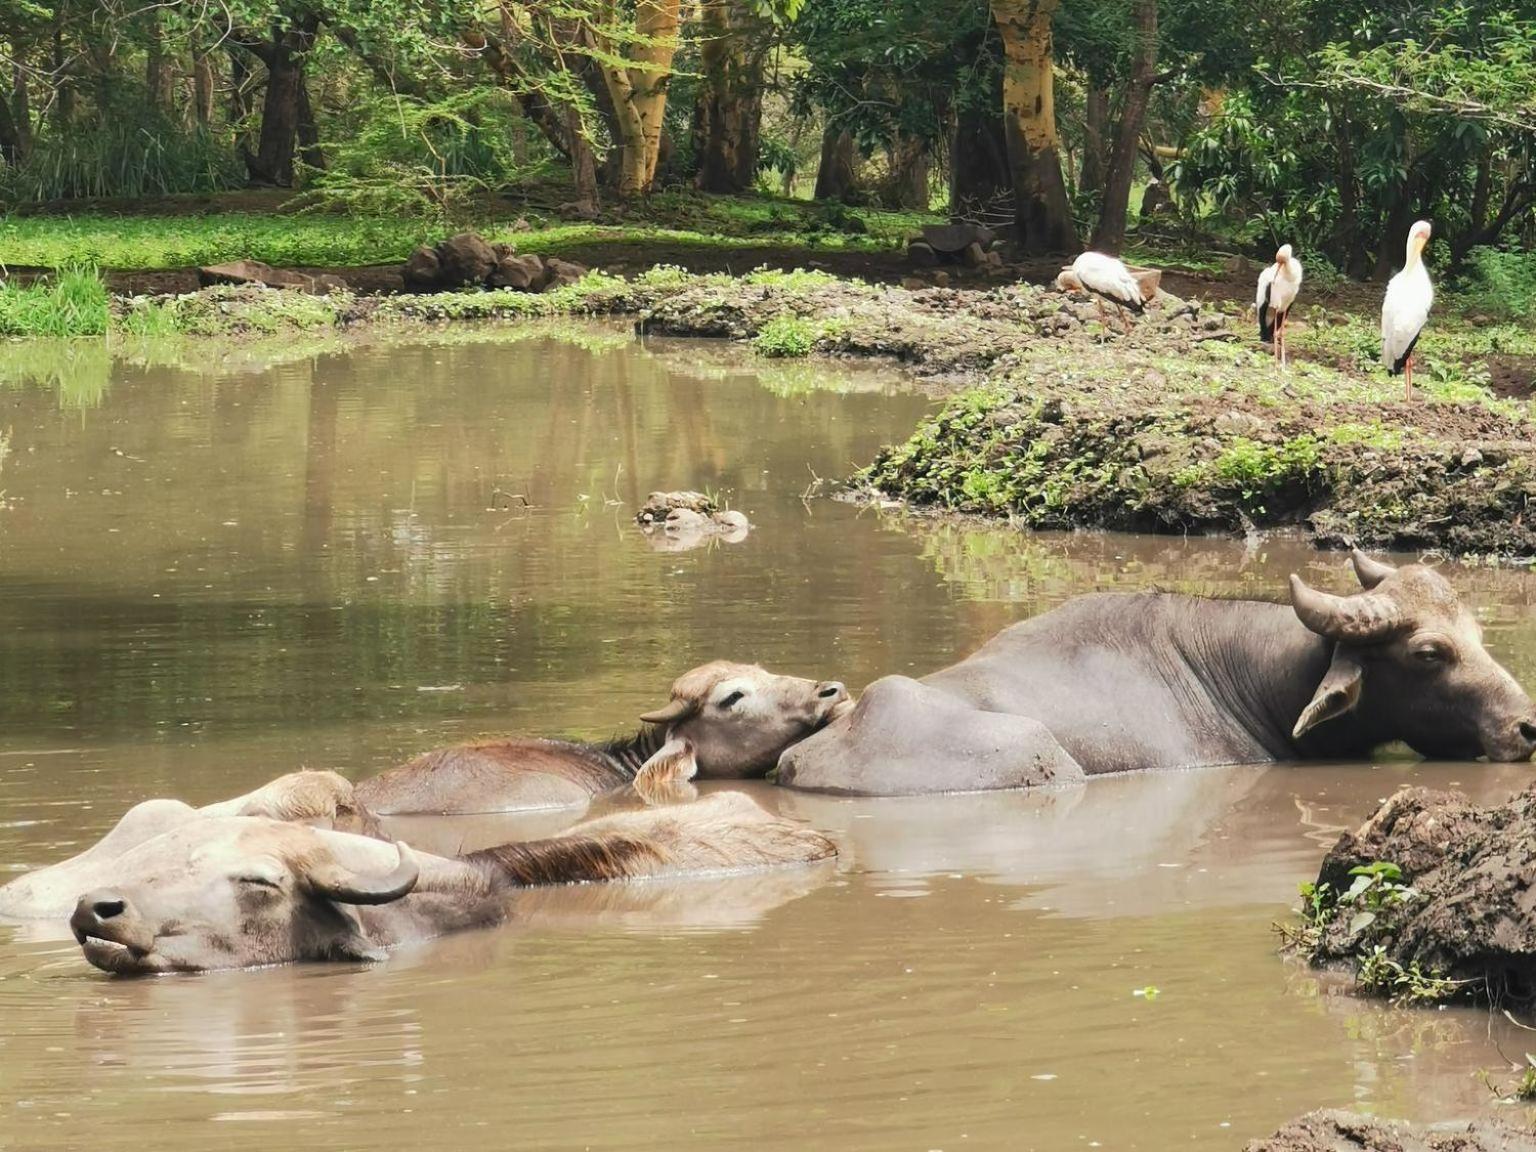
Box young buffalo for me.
[355,661,850,815]
[67,792,837,974]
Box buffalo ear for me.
[1293,651,1365,739]
[632,737,699,806]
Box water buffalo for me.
[0,770,372,920]
[355,661,850,814]
[777,551,1536,794]
[66,791,836,974]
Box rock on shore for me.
[1245,1110,1536,1151]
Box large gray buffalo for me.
[777,551,1536,794]
[356,661,850,814]
[66,791,836,974]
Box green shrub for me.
[1,120,240,202]
[752,314,818,358]
[1454,247,1536,321]
[0,267,110,338]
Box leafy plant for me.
[753,313,819,357]
[0,266,110,338]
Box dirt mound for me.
[1245,1109,1536,1151]
[1300,783,1536,1005]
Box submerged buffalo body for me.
[779,552,1536,794]
[67,791,836,974]
[356,661,849,815]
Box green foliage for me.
[296,90,547,219]
[0,267,110,338]
[1455,247,1536,320]
[753,313,818,357]
[0,119,241,202]
[1355,946,1461,1004]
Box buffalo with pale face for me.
[355,661,850,814]
[68,791,837,974]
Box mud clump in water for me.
[1245,1109,1536,1151]
[1301,784,1536,1005]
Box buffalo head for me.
[69,817,422,974]
[639,661,851,778]
[1289,551,1536,761]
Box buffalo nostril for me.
[818,682,846,699]
[92,899,126,920]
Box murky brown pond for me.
[4,325,1536,1150]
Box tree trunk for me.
[884,132,930,209]
[991,0,1076,253]
[692,0,767,194]
[0,85,20,166]
[238,17,319,188]
[593,0,682,199]
[12,52,31,157]
[1091,0,1157,254]
[296,73,325,172]
[53,20,74,129]
[193,50,216,126]
[814,124,857,201]
[1080,86,1109,196]
[145,9,174,116]
[950,104,1011,221]
[568,106,600,211]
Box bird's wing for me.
[1381,275,1431,367]
[1111,264,1143,306]
[1256,263,1276,311]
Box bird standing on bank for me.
[1062,251,1146,334]
[1256,243,1303,368]
[1382,220,1434,400]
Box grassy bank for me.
[1,191,931,271]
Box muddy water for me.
[3,326,1536,1151]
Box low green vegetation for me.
[0,266,110,338]
[1279,862,1464,1005]
[0,192,929,272]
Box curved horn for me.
[639,697,698,726]
[1289,575,1405,644]
[306,841,420,905]
[1349,550,1396,590]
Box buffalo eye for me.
[1410,640,1453,666]
[717,690,745,710]
[233,874,283,892]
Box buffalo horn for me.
[639,698,698,726]
[1289,575,1406,643]
[1349,549,1396,590]
[307,841,420,905]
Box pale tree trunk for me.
[568,106,600,210]
[1091,0,1157,254]
[692,0,768,193]
[814,124,857,201]
[990,0,1076,253]
[591,0,682,199]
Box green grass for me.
[0,266,110,337]
[1,190,936,272]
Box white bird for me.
[1256,243,1303,368]
[1061,251,1146,333]
[1381,220,1434,400]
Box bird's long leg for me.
[1279,313,1288,370]
[1405,355,1414,401]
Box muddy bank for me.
[1245,1110,1536,1151]
[101,266,1536,558]
[1294,784,1536,1006]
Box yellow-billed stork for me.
[1065,251,1146,334]
[1382,220,1434,400]
[1256,243,1303,368]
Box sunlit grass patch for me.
[0,266,110,337]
